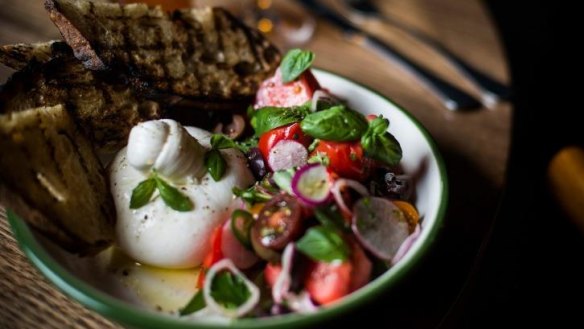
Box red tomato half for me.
[254,68,321,108]
[311,140,369,180]
[258,123,313,163]
[305,261,352,305]
[196,226,224,288]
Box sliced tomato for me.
[311,140,370,180]
[196,226,224,289]
[264,263,283,287]
[348,238,372,292]
[254,68,321,108]
[258,122,312,163]
[305,261,352,305]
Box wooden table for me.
[0,0,511,328]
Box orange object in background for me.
[548,146,584,234]
[119,0,192,11]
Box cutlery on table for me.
[342,0,511,107]
[297,0,482,111]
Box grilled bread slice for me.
[0,104,115,255]
[45,0,280,101]
[0,41,69,70]
[0,49,162,153]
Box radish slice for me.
[351,197,410,261]
[203,259,260,318]
[221,219,259,270]
[267,140,308,172]
[391,224,422,265]
[331,178,370,216]
[291,164,333,206]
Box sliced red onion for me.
[272,244,318,313]
[310,89,337,112]
[351,197,410,261]
[220,220,259,270]
[391,224,422,266]
[285,291,318,314]
[272,243,295,304]
[331,178,370,216]
[203,259,260,318]
[291,164,332,206]
[267,140,308,172]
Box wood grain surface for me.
[0,0,511,328]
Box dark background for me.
[452,1,584,327]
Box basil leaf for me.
[154,176,194,211]
[271,168,296,194]
[361,117,402,166]
[205,149,227,181]
[251,105,310,136]
[232,186,272,204]
[179,290,206,316]
[280,49,315,83]
[129,178,156,209]
[301,105,368,141]
[211,134,238,150]
[296,226,350,262]
[210,271,251,309]
[314,206,350,233]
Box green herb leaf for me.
[211,134,238,150]
[296,226,350,262]
[129,178,157,209]
[307,138,320,152]
[361,117,402,166]
[232,186,272,204]
[154,175,194,211]
[271,168,296,194]
[210,271,251,309]
[314,206,350,233]
[231,209,254,249]
[308,152,330,166]
[236,136,259,154]
[205,149,227,181]
[300,105,368,141]
[179,290,206,316]
[280,49,315,83]
[251,105,311,137]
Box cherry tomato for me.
[258,123,312,163]
[196,226,223,288]
[311,140,370,180]
[305,261,352,305]
[252,194,304,251]
[264,263,283,287]
[348,238,372,292]
[392,200,420,233]
[255,68,321,108]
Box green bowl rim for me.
[7,68,449,329]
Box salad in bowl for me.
[7,49,447,327]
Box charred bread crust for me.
[0,105,115,255]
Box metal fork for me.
[343,0,511,107]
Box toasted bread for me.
[45,0,280,100]
[0,50,162,153]
[0,41,69,70]
[0,104,115,255]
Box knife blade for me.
[297,0,482,111]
